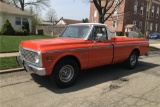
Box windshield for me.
[60,25,91,38]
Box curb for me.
[0,68,24,74]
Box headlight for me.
[34,52,42,67]
[35,55,40,64]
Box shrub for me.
[139,34,145,38]
[1,19,15,35]
[15,29,28,36]
[125,32,129,37]
[22,21,30,33]
[116,32,122,36]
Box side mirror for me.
[96,33,103,42]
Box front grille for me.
[19,47,38,64]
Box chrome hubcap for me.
[130,55,137,66]
[59,65,74,82]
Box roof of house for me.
[125,24,135,28]
[0,2,32,16]
[41,20,58,25]
[41,21,53,25]
[57,17,82,25]
[63,19,82,24]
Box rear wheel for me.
[125,51,138,69]
[50,58,80,88]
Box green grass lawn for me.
[0,35,53,53]
[149,46,160,51]
[0,56,19,70]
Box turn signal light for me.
[46,56,52,62]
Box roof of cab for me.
[69,23,108,26]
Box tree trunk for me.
[145,0,152,39]
[19,0,25,11]
[99,13,103,23]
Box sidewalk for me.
[0,52,19,58]
[150,44,160,49]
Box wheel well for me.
[54,55,81,70]
[132,48,140,56]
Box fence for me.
[36,25,65,36]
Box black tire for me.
[125,51,138,69]
[50,58,80,88]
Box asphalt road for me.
[0,54,160,107]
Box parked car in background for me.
[149,33,160,39]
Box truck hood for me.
[20,37,87,52]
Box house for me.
[0,2,33,33]
[56,17,82,25]
[41,20,58,26]
[90,0,160,34]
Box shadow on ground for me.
[31,61,159,94]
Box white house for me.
[56,17,82,25]
[0,2,33,33]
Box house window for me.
[22,18,28,25]
[140,6,144,15]
[94,10,97,23]
[94,10,97,18]
[15,17,21,25]
[156,7,159,18]
[114,8,118,15]
[113,0,119,15]
[139,22,142,30]
[113,20,117,28]
[134,0,138,14]
[155,24,158,31]
[150,23,153,31]
[133,21,136,26]
[151,5,155,17]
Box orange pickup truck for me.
[17,23,149,88]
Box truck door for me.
[87,26,113,68]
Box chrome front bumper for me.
[16,56,46,76]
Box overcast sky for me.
[45,0,90,21]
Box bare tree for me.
[3,0,50,11]
[45,8,57,22]
[89,0,124,23]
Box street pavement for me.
[0,54,160,107]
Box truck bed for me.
[110,37,149,64]
[111,37,148,42]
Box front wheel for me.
[125,51,138,69]
[50,58,80,88]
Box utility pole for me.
[145,0,152,39]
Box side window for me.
[92,26,108,40]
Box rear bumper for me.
[16,56,46,76]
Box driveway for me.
[0,54,160,107]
